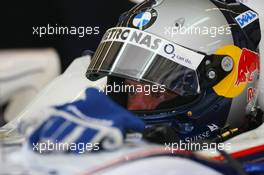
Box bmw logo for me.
[130,9,158,30]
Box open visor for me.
[87,27,206,96]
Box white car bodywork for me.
[2,55,106,133]
[0,49,60,122]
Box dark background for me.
[0,0,134,70]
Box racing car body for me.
[0,49,60,123]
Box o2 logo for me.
[164,44,192,65]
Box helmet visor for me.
[87,27,205,96]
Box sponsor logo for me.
[101,27,205,70]
[131,9,158,30]
[236,49,260,86]
[207,124,219,132]
[246,87,258,111]
[102,27,162,50]
[185,131,210,142]
[247,87,256,103]
[235,10,258,28]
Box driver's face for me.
[126,80,178,111]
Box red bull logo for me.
[236,49,260,86]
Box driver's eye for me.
[151,92,163,98]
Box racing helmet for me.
[86,0,262,142]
